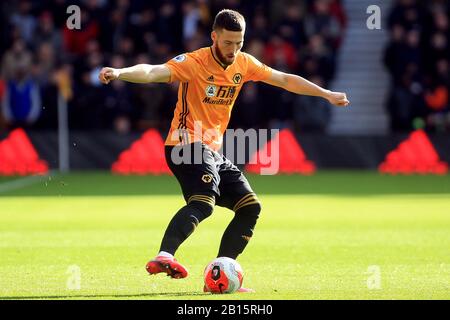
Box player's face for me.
[212,29,244,66]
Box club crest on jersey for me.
[173,54,186,63]
[205,85,217,97]
[233,73,242,84]
[202,174,213,183]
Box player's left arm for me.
[262,69,349,107]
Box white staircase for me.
[328,0,393,135]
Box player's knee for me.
[187,193,215,220]
[189,200,214,220]
[177,195,215,238]
[235,201,261,221]
[233,193,261,219]
[233,202,261,243]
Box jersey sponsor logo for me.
[216,85,236,98]
[204,85,236,99]
[202,97,233,105]
[206,85,217,97]
[232,73,242,84]
[173,54,186,63]
[203,85,237,105]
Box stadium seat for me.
[0,128,49,176]
[378,130,448,175]
[245,128,316,175]
[111,129,172,175]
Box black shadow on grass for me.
[1,292,209,300]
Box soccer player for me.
[99,9,349,291]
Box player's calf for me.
[218,197,261,259]
[159,193,215,255]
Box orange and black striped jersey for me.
[164,47,272,151]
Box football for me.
[204,257,244,294]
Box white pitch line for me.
[0,171,56,194]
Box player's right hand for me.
[98,67,120,84]
[326,91,350,107]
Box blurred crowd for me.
[0,0,346,134]
[384,0,450,132]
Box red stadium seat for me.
[0,128,49,176]
[246,129,316,175]
[111,129,171,175]
[378,129,448,175]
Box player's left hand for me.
[326,91,350,107]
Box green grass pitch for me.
[0,172,449,300]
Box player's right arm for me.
[98,64,171,84]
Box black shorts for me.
[165,142,255,211]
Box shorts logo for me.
[205,85,217,97]
[173,54,186,63]
[232,73,242,84]
[202,174,213,183]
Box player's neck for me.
[210,45,228,69]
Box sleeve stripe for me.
[182,83,189,129]
[177,83,190,144]
[177,83,188,130]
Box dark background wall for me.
[11,130,449,170]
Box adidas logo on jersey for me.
[206,75,214,82]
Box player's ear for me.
[211,31,216,42]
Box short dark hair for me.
[212,9,246,32]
